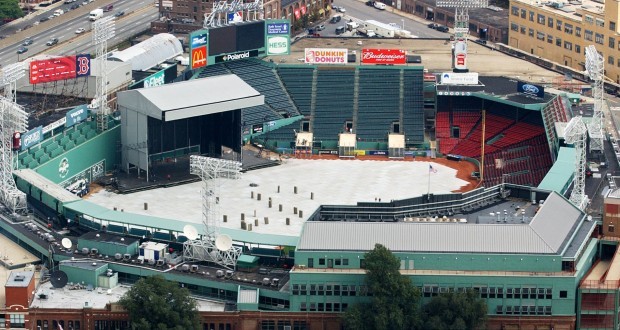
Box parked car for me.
[427,23,439,29]
[39,16,50,23]
[330,16,339,24]
[22,38,33,46]
[437,25,449,32]
[70,3,80,9]
[16,47,28,54]
[337,7,346,13]
[366,1,376,6]
[46,37,59,46]
[75,27,86,34]
[114,10,125,17]
[316,24,325,31]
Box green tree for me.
[0,0,23,21]
[422,289,487,330]
[343,244,423,330]
[119,275,200,330]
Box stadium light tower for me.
[92,16,115,133]
[564,116,588,211]
[183,156,243,270]
[0,63,25,104]
[436,0,488,72]
[585,45,605,154]
[0,96,28,214]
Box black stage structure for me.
[115,74,265,193]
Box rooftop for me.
[79,231,139,247]
[60,260,107,271]
[6,271,34,288]
[511,0,604,21]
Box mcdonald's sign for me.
[191,46,207,69]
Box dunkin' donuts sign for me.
[361,49,406,65]
[304,48,347,64]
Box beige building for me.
[509,0,620,83]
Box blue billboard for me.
[21,126,43,151]
[517,81,545,98]
[66,105,88,128]
[266,22,290,35]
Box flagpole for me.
[427,165,431,198]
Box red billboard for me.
[191,46,207,69]
[361,49,406,65]
[29,54,91,84]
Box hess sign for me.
[361,49,406,65]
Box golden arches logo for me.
[191,46,207,69]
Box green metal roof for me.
[537,147,575,194]
[237,254,259,263]
[63,200,299,247]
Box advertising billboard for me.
[361,49,406,65]
[29,54,91,84]
[517,81,545,98]
[453,40,467,71]
[304,48,347,64]
[265,20,291,56]
[143,70,165,88]
[227,11,243,23]
[214,49,259,63]
[189,30,208,70]
[65,105,88,128]
[440,72,479,85]
[21,126,43,151]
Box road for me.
[0,0,157,64]
[315,0,449,38]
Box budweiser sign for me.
[361,49,406,65]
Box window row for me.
[496,305,552,316]
[36,320,81,330]
[422,286,562,300]
[299,302,348,312]
[260,320,308,330]
[292,284,365,296]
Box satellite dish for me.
[183,224,199,240]
[215,234,232,251]
[61,238,72,249]
[50,270,68,288]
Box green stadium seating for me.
[38,154,50,164]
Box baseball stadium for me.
[0,16,619,330]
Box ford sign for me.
[517,81,544,98]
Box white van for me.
[374,2,386,10]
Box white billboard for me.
[304,48,348,64]
[441,72,479,85]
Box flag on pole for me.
[429,164,437,173]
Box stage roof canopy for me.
[117,74,264,121]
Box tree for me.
[119,275,200,330]
[422,290,487,330]
[0,0,23,21]
[343,244,423,330]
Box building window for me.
[307,258,313,268]
[585,30,593,41]
[596,18,605,28]
[537,31,545,40]
[511,23,519,32]
[556,19,562,31]
[576,26,581,37]
[521,9,526,18]
[335,259,341,266]
[585,15,594,24]
[520,26,526,34]
[547,17,553,28]
[310,284,316,295]
[343,259,349,266]
[617,58,620,67]
[529,28,534,37]
[611,21,617,31]
[9,314,25,328]
[610,37,617,49]
[564,23,573,34]
[318,258,325,265]
[560,290,568,298]
[537,14,545,24]
[556,37,562,47]
[547,35,553,44]
[609,224,615,232]
[596,33,604,44]
[529,11,534,21]
[564,41,572,50]
[576,44,581,54]
[360,258,365,268]
[511,6,519,16]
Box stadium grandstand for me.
[1,35,619,329]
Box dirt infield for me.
[290,154,480,193]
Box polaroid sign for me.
[21,126,43,151]
[517,81,545,98]
[267,36,289,55]
[65,105,88,128]
[215,50,259,63]
[304,48,348,64]
[144,70,165,88]
[441,72,479,85]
